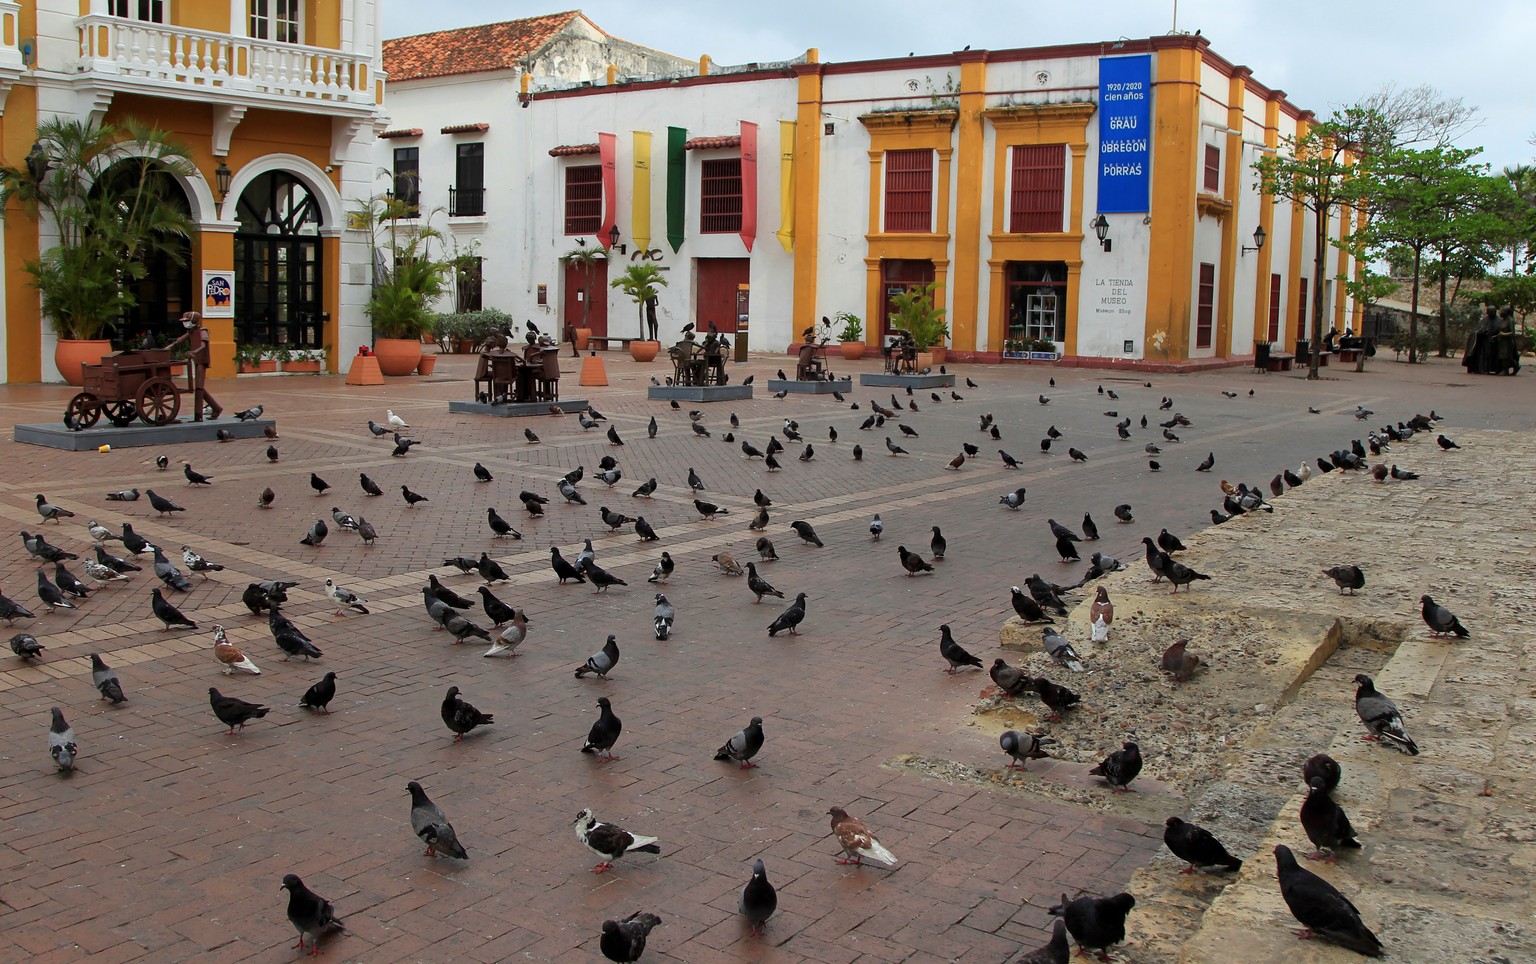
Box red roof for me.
[683,135,741,150]
[548,144,600,157]
[383,11,586,82]
[378,128,423,139]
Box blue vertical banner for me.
[1097,55,1152,213]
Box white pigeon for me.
[324,578,369,616]
[1298,461,1312,482]
[483,610,527,658]
[386,409,409,429]
[87,520,119,543]
[82,559,130,585]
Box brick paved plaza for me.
[0,350,1525,962]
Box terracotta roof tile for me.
[548,144,600,157]
[384,11,581,82]
[683,135,741,151]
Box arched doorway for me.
[94,160,193,347]
[234,171,324,348]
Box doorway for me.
[233,171,324,347]
[563,256,609,338]
[880,259,935,340]
[695,258,749,337]
[1005,262,1067,346]
[99,161,193,347]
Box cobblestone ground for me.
[0,351,1525,962]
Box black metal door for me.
[233,172,324,348]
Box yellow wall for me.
[4,83,40,383]
[791,65,822,343]
[1214,69,1248,357]
[950,54,987,352]
[178,1,230,33]
[1144,45,1202,361]
[1249,93,1282,344]
[1286,115,1313,345]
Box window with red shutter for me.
[1010,144,1066,233]
[1268,273,1282,342]
[1196,262,1215,349]
[884,149,933,233]
[1203,144,1220,193]
[1297,278,1309,339]
[564,165,602,235]
[700,157,743,233]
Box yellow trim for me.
[632,130,653,253]
[1214,70,1247,357]
[1286,117,1312,346]
[1333,153,1353,330]
[791,67,822,341]
[1250,95,1281,345]
[776,120,795,253]
[4,82,39,382]
[193,229,237,378]
[1144,45,1202,361]
[951,57,987,352]
[981,103,1095,354]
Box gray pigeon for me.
[10,632,44,659]
[90,653,125,703]
[653,594,675,640]
[999,487,1028,510]
[1041,627,1086,672]
[713,716,764,769]
[575,634,620,678]
[739,859,777,935]
[1419,594,1468,637]
[281,874,347,956]
[999,730,1054,770]
[49,707,76,771]
[408,780,468,859]
[1354,674,1419,755]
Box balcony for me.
[75,14,376,115]
[449,186,485,218]
[0,2,24,111]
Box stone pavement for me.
[0,350,1526,961]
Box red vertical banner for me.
[739,120,758,253]
[599,132,617,247]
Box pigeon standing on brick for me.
[49,707,77,771]
[713,716,764,769]
[1163,817,1242,873]
[90,653,125,703]
[441,686,494,741]
[209,687,268,734]
[1053,892,1136,962]
[11,632,44,659]
[408,780,468,859]
[1015,920,1069,964]
[484,609,528,658]
[575,634,620,679]
[581,697,623,761]
[281,874,347,956]
[1273,845,1382,956]
[599,911,663,962]
[827,806,897,866]
[1354,674,1419,755]
[739,859,777,936]
[767,593,807,637]
[575,808,660,873]
[653,594,675,640]
[937,624,982,673]
[299,672,338,714]
[1089,741,1142,791]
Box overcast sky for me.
[380,1,1534,173]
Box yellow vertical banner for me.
[776,119,796,252]
[632,131,653,254]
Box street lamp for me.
[1091,214,1111,253]
[214,158,232,216]
[1241,224,1267,256]
[606,223,626,255]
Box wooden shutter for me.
[1196,262,1215,349]
[884,149,933,233]
[1010,144,1066,233]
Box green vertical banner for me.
[667,126,687,253]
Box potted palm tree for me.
[561,245,609,351]
[835,311,866,360]
[364,199,449,376]
[611,262,669,362]
[890,282,948,367]
[0,117,197,385]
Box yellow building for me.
[2,0,385,383]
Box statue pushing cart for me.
[64,312,223,429]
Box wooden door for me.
[695,258,750,335]
[563,258,608,337]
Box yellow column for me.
[951,52,987,353]
[4,82,39,383]
[324,235,341,373]
[1214,68,1249,357]
[791,63,823,339]
[1249,92,1283,344]
[1144,41,1202,362]
[1351,202,1367,330]
[1286,113,1313,346]
[193,228,238,378]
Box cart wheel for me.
[102,401,137,428]
[66,393,102,430]
[136,378,181,426]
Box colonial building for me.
[2,0,387,383]
[380,16,1358,368]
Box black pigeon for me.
[1010,586,1053,624]
[1068,447,1087,462]
[1273,845,1383,956]
[898,423,918,438]
[581,697,623,761]
[1015,920,1069,964]
[441,686,494,741]
[1303,754,1342,794]
[11,632,44,657]
[473,462,493,483]
[1114,504,1133,523]
[395,485,427,507]
[550,547,587,584]
[1054,534,1079,563]
[606,424,624,446]
[745,562,783,603]
[930,526,946,560]
[1025,575,1069,615]
[1323,565,1365,595]
[790,520,823,547]
[1164,558,1210,593]
[687,467,706,490]
[265,445,279,462]
[146,489,185,516]
[53,562,91,598]
[1301,776,1361,860]
[852,444,863,461]
[36,570,76,612]
[1436,434,1458,450]
[1081,513,1099,541]
[1210,509,1230,525]
[183,463,213,486]
[487,507,519,539]
[714,716,765,768]
[1142,540,1169,580]
[475,586,517,627]
[1157,528,1186,553]
[209,687,268,734]
[575,634,621,678]
[739,859,777,936]
[90,653,125,703]
[937,624,982,673]
[428,575,474,609]
[281,874,346,956]
[1089,741,1142,791]
[408,780,469,859]
[1053,892,1136,962]
[1164,817,1242,873]
[899,545,934,576]
[1196,451,1214,472]
[1420,594,1469,637]
[767,592,807,636]
[310,473,330,496]
[599,911,663,963]
[299,672,338,714]
[1048,519,1081,543]
[476,552,509,584]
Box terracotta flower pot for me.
[282,360,322,374]
[54,339,114,387]
[629,340,660,363]
[415,353,438,375]
[239,360,277,374]
[374,337,424,376]
[838,341,867,361]
[575,328,593,351]
[915,351,934,370]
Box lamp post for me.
[1091,214,1111,252]
[606,223,626,255]
[214,158,232,217]
[1241,224,1267,256]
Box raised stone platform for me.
[448,399,590,418]
[858,372,956,389]
[765,377,852,395]
[14,418,277,451]
[646,384,753,403]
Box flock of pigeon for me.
[3,370,1470,962]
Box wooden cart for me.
[66,349,185,428]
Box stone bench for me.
[1266,352,1295,372]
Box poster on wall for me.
[201,270,235,318]
[1097,54,1152,214]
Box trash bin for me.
[1295,339,1311,365]
[1254,342,1272,372]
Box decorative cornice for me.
[980,102,1096,125]
[858,109,958,133]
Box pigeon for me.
[1090,587,1113,641]
[647,551,675,583]
[1090,553,1125,574]
[596,467,623,487]
[651,593,675,640]
[1001,449,1022,467]
[1015,920,1069,964]
[1354,674,1419,755]
[606,425,625,446]
[1068,447,1087,462]
[1301,776,1361,861]
[1303,754,1342,794]
[599,911,663,962]
[1089,741,1142,791]
[105,488,141,502]
[1009,586,1053,625]
[714,716,765,769]
[739,859,778,936]
[600,506,632,532]
[386,409,408,429]
[632,477,658,499]
[180,545,225,580]
[713,552,745,576]
[209,687,268,734]
[1041,627,1085,672]
[428,575,475,609]
[49,707,77,771]
[1391,464,1418,480]
[1210,509,1230,525]
[34,570,75,612]
[1081,512,1099,541]
[1055,534,1079,563]
[1323,566,1365,595]
[558,479,588,505]
[473,462,493,483]
[1436,434,1459,450]
[401,485,429,506]
[483,609,528,657]
[367,420,388,438]
[691,420,712,437]
[575,634,620,679]
[885,436,908,456]
[937,624,982,673]
[1113,504,1134,524]
[1157,528,1186,553]
[475,586,516,627]
[790,520,823,547]
[408,780,468,859]
[999,730,1054,770]
[324,578,368,615]
[767,593,807,637]
[745,562,783,603]
[1420,594,1469,637]
[748,507,770,531]
[1164,817,1242,873]
[1164,558,1211,594]
[1273,845,1383,956]
[989,658,1032,698]
[581,558,626,593]
[145,489,185,516]
[575,808,660,873]
[581,697,623,761]
[852,443,863,461]
[299,672,338,714]
[310,473,330,496]
[1053,892,1136,962]
[155,454,170,470]
[898,545,934,577]
[90,653,125,703]
[256,486,275,509]
[1025,574,1070,615]
[1000,486,1028,510]
[441,686,494,741]
[827,806,897,866]
[1039,394,1050,405]
[53,562,91,599]
[34,494,75,524]
[356,517,378,546]
[755,538,778,562]
[477,552,509,584]
[1161,639,1203,683]
[280,874,346,956]
[298,518,328,548]
[11,632,44,659]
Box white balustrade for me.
[0,2,23,70]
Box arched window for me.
[234,171,324,348]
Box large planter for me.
[838,341,867,361]
[374,337,425,376]
[915,351,934,370]
[629,340,661,363]
[55,339,114,387]
[574,328,593,352]
[928,347,947,364]
[282,359,322,374]
[239,360,277,374]
[415,353,438,375]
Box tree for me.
[1341,267,1395,371]
[1356,83,1481,150]
[1498,164,1536,275]
[1488,274,1536,322]
[609,262,668,339]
